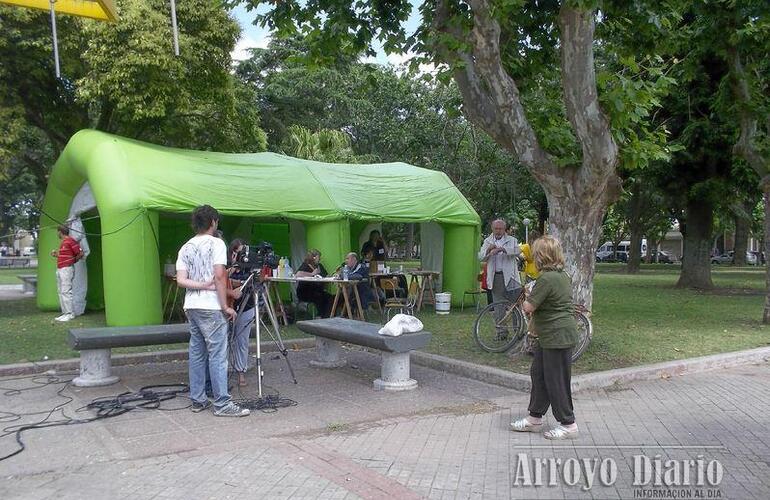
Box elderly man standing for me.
[478,219,522,339]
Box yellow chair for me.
[382,278,418,321]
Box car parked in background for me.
[710,250,759,265]
[596,249,615,262]
[22,246,36,256]
[656,250,677,264]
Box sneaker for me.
[54,314,67,321]
[55,314,75,322]
[213,402,250,417]
[544,424,579,440]
[191,400,212,413]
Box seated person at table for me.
[361,230,388,262]
[295,249,333,318]
[337,252,374,310]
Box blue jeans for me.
[187,309,231,409]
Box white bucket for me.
[435,292,451,315]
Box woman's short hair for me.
[304,248,321,264]
[532,235,565,272]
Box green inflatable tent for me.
[38,130,481,326]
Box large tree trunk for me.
[733,201,751,266]
[537,197,548,234]
[628,226,643,273]
[548,192,606,311]
[434,1,620,311]
[727,46,770,321]
[677,198,714,289]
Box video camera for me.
[233,241,279,273]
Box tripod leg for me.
[258,283,298,385]
[254,287,263,399]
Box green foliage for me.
[242,0,682,174]
[0,0,268,221]
[280,125,362,163]
[77,0,266,152]
[235,38,546,225]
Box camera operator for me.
[175,205,249,417]
[227,239,257,387]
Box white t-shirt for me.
[176,234,227,310]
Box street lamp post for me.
[523,218,531,243]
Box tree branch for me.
[727,46,769,183]
[432,0,558,183]
[21,153,50,191]
[557,4,618,175]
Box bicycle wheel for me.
[572,309,593,362]
[473,301,527,353]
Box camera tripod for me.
[235,271,297,399]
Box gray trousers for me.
[230,307,254,373]
[56,266,74,316]
[491,272,522,333]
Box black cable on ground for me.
[226,308,298,413]
[0,378,190,462]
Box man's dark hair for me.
[58,225,70,236]
[191,205,219,234]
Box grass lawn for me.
[1,264,769,372]
[0,268,29,284]
[419,263,770,373]
[0,299,308,364]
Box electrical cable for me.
[0,376,190,463]
[226,290,298,413]
[37,207,147,238]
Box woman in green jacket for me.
[510,235,579,440]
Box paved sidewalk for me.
[0,284,25,301]
[1,348,768,499]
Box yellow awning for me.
[0,0,117,21]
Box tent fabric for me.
[56,130,479,227]
[38,130,481,325]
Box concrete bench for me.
[17,274,37,294]
[68,324,192,387]
[296,317,431,391]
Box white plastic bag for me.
[378,314,424,337]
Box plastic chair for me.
[382,278,418,322]
[461,273,487,312]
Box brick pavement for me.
[0,349,768,499]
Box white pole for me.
[49,0,61,78]
[523,218,531,243]
[169,0,180,56]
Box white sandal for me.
[510,417,543,432]
[544,425,579,440]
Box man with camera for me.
[176,205,249,417]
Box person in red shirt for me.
[51,225,83,322]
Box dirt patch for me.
[280,400,503,439]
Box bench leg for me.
[374,351,417,391]
[73,349,120,387]
[309,337,347,368]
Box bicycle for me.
[472,286,593,362]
